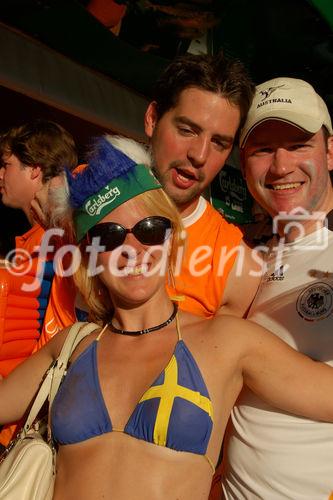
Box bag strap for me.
[48,321,99,406]
[22,321,100,435]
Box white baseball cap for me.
[240,77,333,148]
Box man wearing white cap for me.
[222,77,333,499]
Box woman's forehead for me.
[99,196,148,224]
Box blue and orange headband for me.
[67,136,161,241]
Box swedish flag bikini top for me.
[51,316,214,470]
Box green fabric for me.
[213,0,333,114]
[74,164,161,241]
[211,164,253,224]
[310,0,333,30]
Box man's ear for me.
[327,136,333,172]
[144,101,158,138]
[30,165,42,180]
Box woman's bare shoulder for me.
[180,311,247,336]
[179,311,248,347]
[179,311,270,363]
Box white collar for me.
[182,196,207,228]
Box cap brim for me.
[240,112,328,148]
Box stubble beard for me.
[152,164,203,210]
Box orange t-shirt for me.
[166,198,243,318]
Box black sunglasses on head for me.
[87,216,172,251]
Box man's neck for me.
[22,203,35,227]
[177,197,201,218]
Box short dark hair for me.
[152,52,255,129]
[0,119,78,182]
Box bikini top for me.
[51,316,214,470]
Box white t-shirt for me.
[223,224,333,500]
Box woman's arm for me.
[239,319,333,421]
[0,327,69,425]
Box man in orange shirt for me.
[0,119,78,446]
[144,53,261,319]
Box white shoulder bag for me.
[0,321,99,500]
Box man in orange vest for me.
[0,119,78,447]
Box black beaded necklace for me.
[110,303,178,336]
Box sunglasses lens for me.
[88,223,126,251]
[87,217,172,252]
[133,217,171,245]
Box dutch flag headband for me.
[67,136,162,242]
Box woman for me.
[1,135,333,500]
